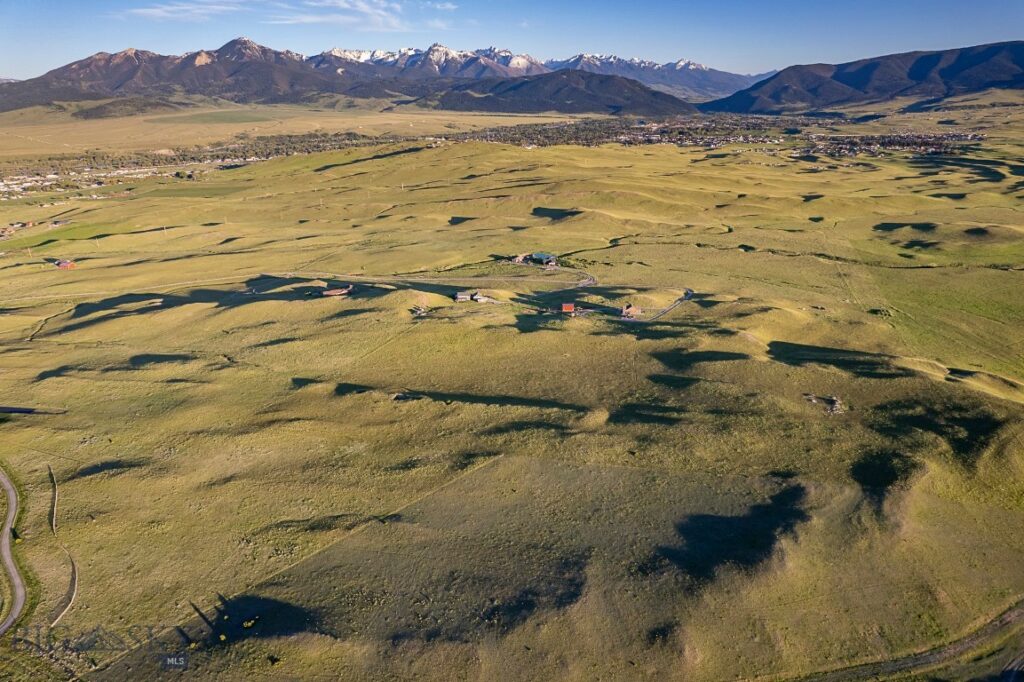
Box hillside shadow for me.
[850,450,920,510]
[127,354,195,368]
[253,337,298,348]
[35,365,78,382]
[597,318,728,341]
[323,307,381,321]
[448,451,500,470]
[263,513,367,533]
[511,312,560,333]
[689,293,726,309]
[907,156,1017,184]
[335,383,372,397]
[768,341,914,379]
[609,403,685,425]
[49,276,385,335]
[314,146,425,172]
[188,594,320,646]
[652,350,749,373]
[416,390,587,412]
[902,239,941,250]
[483,420,570,435]
[873,222,938,233]
[635,485,808,587]
[867,399,1005,468]
[647,374,701,391]
[532,207,582,220]
[0,406,65,415]
[68,459,147,480]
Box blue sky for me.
[1,0,1021,79]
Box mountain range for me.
[0,38,762,115]
[0,38,1021,118]
[428,70,697,116]
[307,45,771,100]
[705,40,1024,113]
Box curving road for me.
[800,598,1024,681]
[0,462,26,636]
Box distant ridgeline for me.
[1,39,1020,117]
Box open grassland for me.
[0,103,574,160]
[0,103,1023,680]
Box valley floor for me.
[0,101,1023,680]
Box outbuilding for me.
[532,253,558,266]
[55,259,76,270]
[454,291,475,302]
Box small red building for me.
[561,303,576,314]
[55,259,76,270]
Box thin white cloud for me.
[126,0,454,33]
[125,0,246,21]
[267,0,409,31]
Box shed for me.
[561,303,576,314]
[55,259,76,270]
[454,291,475,302]
[532,253,557,266]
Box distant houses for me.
[2,221,34,240]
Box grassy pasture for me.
[0,103,575,159]
[0,104,1022,680]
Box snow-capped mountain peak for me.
[306,43,758,99]
[672,59,709,71]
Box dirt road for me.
[0,462,26,636]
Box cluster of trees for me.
[0,132,381,177]
[446,114,828,148]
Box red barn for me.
[561,303,576,314]
[55,260,76,270]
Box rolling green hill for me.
[0,103,1023,681]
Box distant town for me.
[0,115,985,206]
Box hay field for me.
[0,103,1023,680]
[0,103,574,159]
